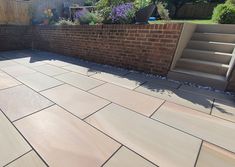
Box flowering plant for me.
[110,3,135,24]
[43,8,53,19]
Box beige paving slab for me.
[32,64,69,76]
[136,84,213,114]
[86,104,201,167]
[89,83,164,117]
[0,85,53,121]
[16,72,63,92]
[0,72,21,90]
[104,147,157,167]
[55,72,104,91]
[41,84,109,119]
[179,85,235,102]
[1,65,36,77]
[91,72,146,90]
[44,59,74,67]
[14,105,120,167]
[0,111,31,166]
[0,60,19,69]
[196,142,235,167]
[6,151,46,167]
[12,57,45,67]
[212,99,235,123]
[62,64,96,76]
[152,102,235,153]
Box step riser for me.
[168,71,227,90]
[196,25,235,34]
[176,60,228,76]
[192,33,235,43]
[187,41,235,53]
[182,50,232,64]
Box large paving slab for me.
[0,72,21,90]
[14,105,120,167]
[12,57,45,67]
[135,83,213,114]
[6,151,46,167]
[41,84,110,119]
[62,64,97,76]
[32,64,69,76]
[196,142,235,167]
[86,104,201,167]
[0,60,19,69]
[152,102,235,153]
[55,72,104,91]
[1,65,36,77]
[104,147,157,167]
[0,111,31,166]
[89,83,164,117]
[16,72,63,92]
[0,85,53,121]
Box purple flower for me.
[75,8,89,20]
[111,3,134,24]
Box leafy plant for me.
[226,0,235,4]
[55,19,79,26]
[157,2,170,20]
[84,0,96,6]
[79,12,104,25]
[134,0,151,9]
[212,3,235,24]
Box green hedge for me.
[212,3,235,24]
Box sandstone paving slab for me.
[6,151,46,167]
[41,84,110,119]
[0,111,31,166]
[55,72,104,91]
[196,142,235,167]
[62,64,97,76]
[32,64,69,76]
[152,102,235,153]
[16,72,63,92]
[0,85,53,121]
[14,105,120,167]
[89,83,165,117]
[0,72,21,90]
[44,59,75,67]
[0,60,19,69]
[1,65,36,77]
[12,57,45,67]
[135,84,213,114]
[212,99,235,123]
[104,147,157,167]
[86,104,201,167]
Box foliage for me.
[134,0,151,9]
[43,8,53,19]
[212,3,235,24]
[55,19,79,26]
[79,12,104,25]
[110,3,136,24]
[226,0,235,4]
[84,0,97,6]
[157,2,170,20]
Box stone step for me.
[182,49,232,64]
[196,24,235,34]
[192,33,235,43]
[168,69,227,90]
[187,40,235,53]
[176,58,229,76]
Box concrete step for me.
[176,58,229,76]
[192,33,235,43]
[196,24,235,34]
[187,40,235,53]
[168,69,228,90]
[182,49,232,64]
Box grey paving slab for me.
[0,60,19,69]
[0,85,53,121]
[41,84,109,119]
[0,72,21,90]
[0,111,31,166]
[86,104,201,167]
[152,102,235,153]
[90,83,165,117]
[16,72,63,92]
[14,105,120,167]
[12,57,45,67]
[32,64,69,76]
[62,64,97,76]
[135,84,213,114]
[196,142,235,167]
[55,72,104,91]
[1,65,37,77]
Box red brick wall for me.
[0,25,32,51]
[33,24,183,75]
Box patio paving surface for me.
[0,50,235,167]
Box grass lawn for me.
[149,19,215,24]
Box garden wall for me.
[0,25,32,51]
[33,24,183,75]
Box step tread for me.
[184,49,234,57]
[189,40,235,46]
[194,32,235,36]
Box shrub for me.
[157,2,170,20]
[110,3,136,24]
[55,19,78,26]
[79,12,104,25]
[212,3,235,24]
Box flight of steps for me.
[168,24,235,90]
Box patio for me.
[0,50,235,167]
